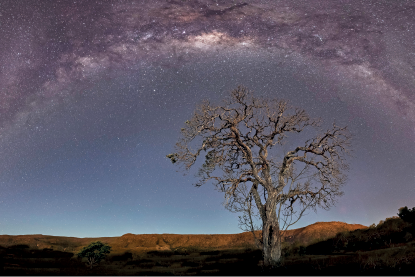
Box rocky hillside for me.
[0,221,367,255]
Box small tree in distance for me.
[77,241,112,269]
[398,206,415,224]
[167,86,354,267]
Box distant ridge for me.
[0,221,367,254]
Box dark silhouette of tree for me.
[398,206,415,224]
[167,86,354,267]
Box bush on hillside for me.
[398,206,415,224]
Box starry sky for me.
[1,0,414,238]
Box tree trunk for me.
[262,204,282,268]
[87,257,95,269]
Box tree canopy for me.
[77,241,112,269]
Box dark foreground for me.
[1,244,414,276]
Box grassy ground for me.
[1,243,415,275]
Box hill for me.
[0,221,366,255]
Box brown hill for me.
[0,222,367,255]
[280,221,367,246]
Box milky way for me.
[1,0,414,237]
[2,0,414,131]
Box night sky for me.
[1,0,414,238]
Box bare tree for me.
[166,86,354,267]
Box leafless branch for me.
[167,86,354,262]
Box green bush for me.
[76,241,111,269]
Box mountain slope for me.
[0,221,367,255]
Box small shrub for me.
[398,206,415,224]
[404,232,413,242]
[76,241,111,269]
[299,246,306,256]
